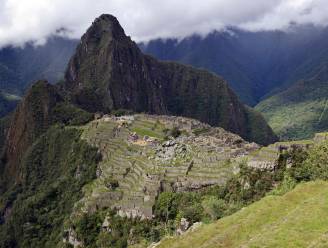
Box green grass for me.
[130,118,166,140]
[131,127,164,140]
[158,181,328,248]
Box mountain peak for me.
[85,13,127,42]
[63,14,277,145]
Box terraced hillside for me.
[72,114,259,219]
[157,181,328,248]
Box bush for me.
[170,127,181,138]
[51,102,93,126]
[201,196,227,220]
[111,109,134,117]
[301,141,328,180]
[75,213,103,247]
[162,127,182,139]
[269,173,297,196]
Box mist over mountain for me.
[0,36,78,95]
[141,25,328,106]
[0,36,77,116]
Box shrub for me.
[301,141,328,180]
[170,127,181,138]
[269,173,297,196]
[201,196,227,220]
[111,109,134,117]
[51,102,93,126]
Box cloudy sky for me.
[0,0,328,47]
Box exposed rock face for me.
[1,80,62,186]
[63,14,277,145]
[176,218,190,235]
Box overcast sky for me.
[0,0,328,47]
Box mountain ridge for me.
[141,26,328,106]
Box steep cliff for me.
[63,14,277,145]
[2,81,62,184]
[1,80,93,188]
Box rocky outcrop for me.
[176,218,190,235]
[63,14,277,145]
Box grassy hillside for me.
[256,65,328,140]
[157,180,328,248]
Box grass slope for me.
[158,181,328,248]
[256,65,328,140]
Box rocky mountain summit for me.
[63,14,277,145]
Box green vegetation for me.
[51,102,93,126]
[131,118,165,140]
[157,181,328,248]
[72,210,161,248]
[192,127,210,136]
[162,126,182,139]
[0,126,100,247]
[111,109,134,117]
[256,66,328,140]
[291,140,328,181]
[0,115,10,153]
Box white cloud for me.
[0,0,327,47]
